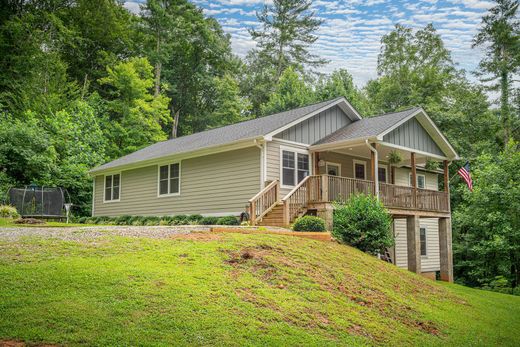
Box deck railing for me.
[296,175,449,213]
[248,180,279,224]
[256,175,449,226]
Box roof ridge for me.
[366,106,420,119]
[157,96,344,143]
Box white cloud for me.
[123,1,141,14]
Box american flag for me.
[457,162,473,191]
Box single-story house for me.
[90,97,458,281]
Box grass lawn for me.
[0,231,519,346]
[0,217,97,228]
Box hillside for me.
[0,230,519,346]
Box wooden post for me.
[411,152,417,208]
[370,143,377,181]
[282,199,290,226]
[439,217,454,282]
[321,174,329,202]
[406,215,421,274]
[443,160,450,212]
[314,152,320,175]
[250,201,256,224]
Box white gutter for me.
[365,140,379,199]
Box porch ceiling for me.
[314,142,444,166]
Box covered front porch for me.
[248,140,454,282]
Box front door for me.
[326,163,341,176]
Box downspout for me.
[365,140,379,199]
[254,139,265,189]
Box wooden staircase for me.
[248,176,321,228]
[256,203,285,227]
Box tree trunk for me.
[501,67,510,148]
[171,105,180,139]
[154,34,162,97]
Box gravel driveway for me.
[0,225,211,242]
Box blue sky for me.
[124,0,493,87]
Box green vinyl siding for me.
[93,146,260,217]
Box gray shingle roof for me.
[312,107,420,145]
[91,97,343,173]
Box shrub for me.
[78,216,88,224]
[169,215,188,225]
[292,215,326,232]
[0,205,20,219]
[115,215,132,225]
[333,194,393,255]
[187,214,203,224]
[200,216,219,225]
[216,216,239,225]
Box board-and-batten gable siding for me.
[93,146,260,217]
[383,117,444,156]
[274,105,353,144]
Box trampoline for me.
[7,185,71,219]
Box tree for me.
[473,0,520,147]
[99,57,170,157]
[260,67,313,115]
[140,0,237,137]
[249,0,327,80]
[453,142,520,291]
[315,69,372,115]
[207,74,250,129]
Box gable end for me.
[383,117,444,156]
[274,105,353,144]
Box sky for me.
[123,0,494,88]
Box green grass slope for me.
[0,232,519,346]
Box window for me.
[378,166,387,183]
[409,173,426,189]
[104,173,120,202]
[353,160,366,180]
[159,163,180,196]
[420,227,427,256]
[281,149,309,187]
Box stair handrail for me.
[248,180,279,224]
[281,175,318,226]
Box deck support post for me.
[439,217,454,282]
[406,215,421,274]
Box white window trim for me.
[103,172,121,203]
[157,162,181,197]
[420,226,428,257]
[378,164,388,183]
[352,159,367,180]
[325,162,342,176]
[409,173,426,189]
[279,145,310,189]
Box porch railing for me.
[302,175,450,213]
[248,180,279,224]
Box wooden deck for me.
[249,175,450,226]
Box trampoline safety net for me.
[8,186,66,218]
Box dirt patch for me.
[170,232,222,241]
[0,340,59,347]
